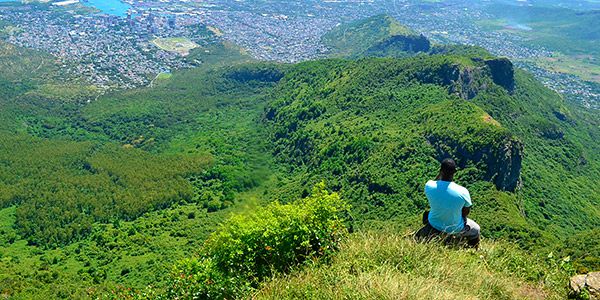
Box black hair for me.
[440,158,457,174]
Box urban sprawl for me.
[0,0,597,107]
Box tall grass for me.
[255,231,571,300]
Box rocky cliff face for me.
[485,58,515,92]
[445,58,515,100]
[448,66,487,100]
[427,135,523,192]
[489,138,523,191]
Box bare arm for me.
[462,206,471,218]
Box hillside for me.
[0,48,280,297]
[0,15,598,299]
[322,15,431,58]
[95,53,597,298]
[264,55,599,250]
[107,187,573,300]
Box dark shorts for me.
[415,217,480,241]
[457,218,480,240]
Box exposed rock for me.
[589,272,600,298]
[426,136,523,192]
[485,58,515,92]
[571,274,587,294]
[570,272,600,299]
[437,58,516,99]
[448,66,486,100]
[490,138,523,192]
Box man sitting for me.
[416,158,481,248]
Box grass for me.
[155,72,172,80]
[151,37,199,56]
[525,54,600,84]
[255,231,570,300]
[476,13,600,83]
[186,41,252,67]
[26,83,101,102]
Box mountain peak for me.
[322,14,430,58]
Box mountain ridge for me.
[322,14,431,58]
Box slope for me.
[263,54,599,260]
[109,186,573,300]
[257,231,570,300]
[0,46,282,297]
[322,14,431,58]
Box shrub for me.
[206,199,222,213]
[165,258,242,300]
[165,182,349,299]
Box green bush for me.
[165,258,239,300]
[206,199,222,213]
[165,182,349,299]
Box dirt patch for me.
[517,284,548,300]
[482,114,501,127]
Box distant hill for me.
[322,14,431,58]
[480,3,600,84]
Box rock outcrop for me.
[445,58,515,100]
[427,136,523,192]
[448,66,487,100]
[571,272,600,299]
[490,138,523,192]
[485,58,515,92]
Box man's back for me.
[425,180,472,234]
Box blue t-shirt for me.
[424,180,472,234]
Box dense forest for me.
[0,14,598,299]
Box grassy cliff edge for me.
[257,231,570,300]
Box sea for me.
[0,0,132,17]
[81,0,131,17]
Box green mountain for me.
[322,15,431,58]
[0,16,598,299]
[264,54,599,246]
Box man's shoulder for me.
[449,182,469,195]
[425,180,437,190]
